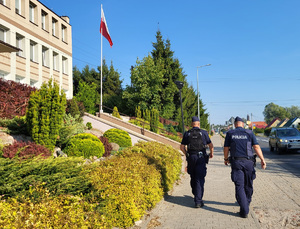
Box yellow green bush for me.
[64,133,105,158]
[120,141,182,193]
[103,128,132,147]
[0,141,182,228]
[89,154,163,228]
[0,185,108,229]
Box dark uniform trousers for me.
[231,159,256,215]
[187,154,207,204]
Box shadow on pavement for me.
[164,195,239,217]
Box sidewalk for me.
[133,135,300,229]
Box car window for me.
[277,130,286,137]
[287,129,300,136]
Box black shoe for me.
[195,202,204,208]
[239,212,248,218]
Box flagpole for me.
[100,4,103,114]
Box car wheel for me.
[269,142,274,152]
[276,144,283,155]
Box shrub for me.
[86,122,92,130]
[120,141,182,193]
[66,97,84,121]
[2,141,51,159]
[64,133,105,158]
[0,157,93,198]
[264,127,271,136]
[89,154,163,228]
[0,116,28,135]
[26,80,66,150]
[57,114,86,149]
[0,185,108,228]
[0,78,36,119]
[112,106,121,119]
[103,128,132,147]
[99,136,112,157]
[129,118,150,130]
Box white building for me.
[0,0,73,98]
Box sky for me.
[41,0,300,125]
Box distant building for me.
[0,0,73,98]
[276,118,289,127]
[249,121,267,129]
[283,117,300,128]
[265,118,281,129]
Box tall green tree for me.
[76,81,98,115]
[26,80,66,150]
[101,61,123,112]
[263,102,290,123]
[123,55,164,114]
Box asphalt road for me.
[256,136,300,177]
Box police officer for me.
[180,116,214,208]
[223,116,266,218]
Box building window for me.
[16,33,24,57]
[16,75,25,83]
[29,2,36,23]
[0,25,9,43]
[53,52,59,70]
[62,56,68,74]
[30,40,37,62]
[61,25,67,42]
[42,46,49,67]
[52,18,58,37]
[0,0,6,6]
[41,10,48,31]
[30,79,37,87]
[0,28,5,42]
[15,0,21,14]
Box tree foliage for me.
[263,103,300,124]
[26,80,66,150]
[73,60,123,113]
[75,81,97,115]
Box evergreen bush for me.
[120,141,182,193]
[103,128,132,147]
[64,133,105,158]
[26,80,66,150]
[0,116,28,135]
[57,114,86,149]
[86,122,92,130]
[112,106,122,119]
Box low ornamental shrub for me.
[64,133,105,158]
[0,185,108,228]
[0,157,94,198]
[99,136,112,157]
[120,141,182,193]
[103,128,132,147]
[2,141,51,159]
[89,154,163,228]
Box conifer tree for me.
[26,80,66,150]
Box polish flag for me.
[100,8,113,47]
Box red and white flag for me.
[100,8,113,47]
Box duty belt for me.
[231,156,253,160]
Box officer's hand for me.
[224,159,230,166]
[261,160,266,170]
[209,153,213,158]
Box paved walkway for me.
[133,135,300,229]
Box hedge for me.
[0,141,182,228]
[103,128,132,147]
[64,133,105,158]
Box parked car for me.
[269,127,300,154]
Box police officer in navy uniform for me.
[180,116,214,208]
[224,116,266,218]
